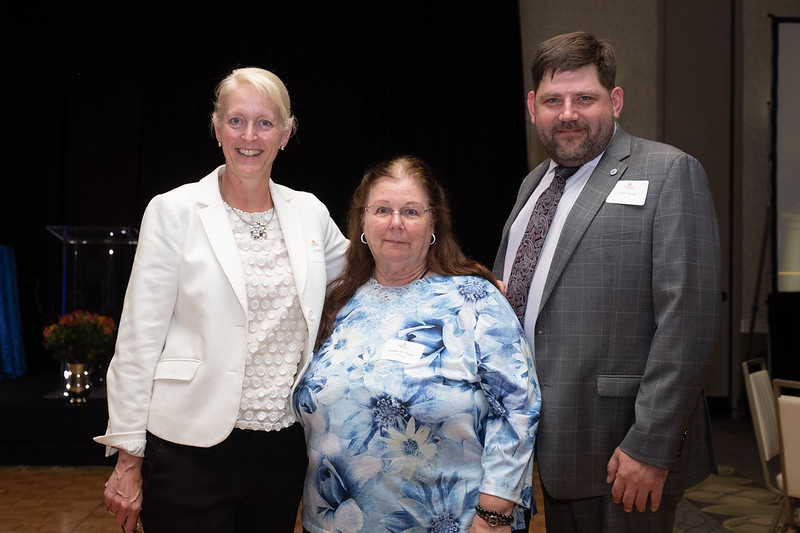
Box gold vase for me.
[65,362,91,404]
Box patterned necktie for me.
[506,165,580,324]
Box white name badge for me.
[378,338,425,364]
[606,180,649,206]
[308,239,325,262]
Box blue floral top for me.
[295,274,541,533]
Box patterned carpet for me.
[675,464,795,533]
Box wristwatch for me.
[475,505,513,527]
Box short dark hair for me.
[531,31,617,92]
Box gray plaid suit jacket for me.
[493,125,720,499]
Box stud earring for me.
[218,141,221,147]
[280,145,285,151]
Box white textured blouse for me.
[224,203,307,431]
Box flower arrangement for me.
[42,310,117,364]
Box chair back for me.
[742,358,780,493]
[773,378,800,499]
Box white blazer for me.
[95,166,348,453]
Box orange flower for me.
[42,310,117,364]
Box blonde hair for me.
[210,67,297,134]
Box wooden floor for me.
[0,464,546,532]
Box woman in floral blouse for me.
[295,155,541,533]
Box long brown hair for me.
[316,155,499,348]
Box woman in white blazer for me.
[95,67,348,533]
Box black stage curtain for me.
[6,2,527,376]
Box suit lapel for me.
[494,163,549,276]
[271,182,307,300]
[197,168,248,313]
[511,164,549,223]
[539,126,633,312]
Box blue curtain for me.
[0,245,27,379]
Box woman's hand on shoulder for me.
[496,280,506,296]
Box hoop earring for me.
[430,234,436,245]
[360,233,367,244]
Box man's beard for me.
[538,116,615,168]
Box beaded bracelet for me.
[475,505,513,527]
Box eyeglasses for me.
[364,204,432,220]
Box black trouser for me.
[141,424,307,533]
